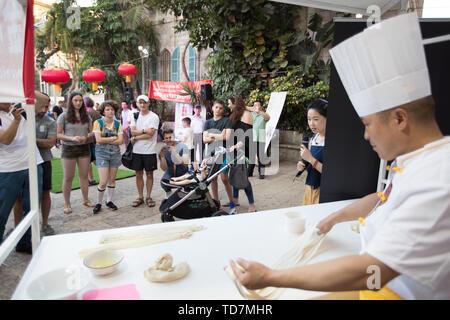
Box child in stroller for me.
[169,157,213,186]
[159,144,244,222]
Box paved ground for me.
[0,144,306,299]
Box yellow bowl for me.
[83,250,124,276]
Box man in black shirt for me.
[52,100,65,120]
[203,100,236,213]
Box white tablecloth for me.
[12,199,361,300]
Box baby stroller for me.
[159,147,246,222]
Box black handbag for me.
[229,163,249,189]
[121,141,134,169]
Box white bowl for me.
[83,250,124,276]
[285,211,306,235]
[27,267,91,300]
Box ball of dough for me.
[144,254,190,283]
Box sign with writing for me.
[0,0,33,103]
[148,80,213,103]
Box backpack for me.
[97,118,120,135]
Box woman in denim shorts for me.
[92,101,123,214]
[57,91,95,214]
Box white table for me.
[12,199,360,300]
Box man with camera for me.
[0,93,46,253]
[158,128,190,199]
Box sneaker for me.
[259,174,265,179]
[41,224,55,236]
[15,242,32,254]
[229,207,238,215]
[88,180,97,186]
[105,201,118,211]
[93,203,102,214]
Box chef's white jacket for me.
[361,136,450,299]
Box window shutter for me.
[171,47,179,82]
[151,57,158,80]
[188,45,196,81]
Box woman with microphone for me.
[297,99,328,205]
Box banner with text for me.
[148,80,213,103]
[0,0,34,103]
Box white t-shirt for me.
[190,115,205,134]
[361,136,450,299]
[127,109,140,127]
[130,111,159,155]
[180,127,194,149]
[0,111,44,172]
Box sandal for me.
[131,198,144,207]
[145,197,156,207]
[63,204,72,214]
[83,200,96,208]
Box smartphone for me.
[12,103,27,120]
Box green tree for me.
[152,0,302,99]
[36,0,159,100]
[248,65,329,132]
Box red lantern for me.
[41,66,70,92]
[82,67,106,91]
[118,63,137,83]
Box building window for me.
[171,47,179,82]
[159,49,171,81]
[188,45,196,81]
[151,56,158,81]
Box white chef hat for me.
[329,12,431,117]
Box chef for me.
[229,12,450,300]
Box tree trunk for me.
[181,41,190,81]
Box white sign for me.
[174,103,192,141]
[265,92,287,153]
[0,0,26,103]
[174,103,207,142]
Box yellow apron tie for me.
[360,286,403,300]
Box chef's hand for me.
[229,258,272,290]
[300,145,313,163]
[316,213,337,235]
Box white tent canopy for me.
[270,0,401,15]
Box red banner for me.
[148,80,213,103]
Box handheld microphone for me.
[294,133,311,179]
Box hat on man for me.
[329,13,431,117]
[194,104,201,109]
[136,95,149,103]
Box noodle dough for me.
[144,254,190,283]
[225,225,325,300]
[78,225,205,258]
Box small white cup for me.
[285,211,306,235]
